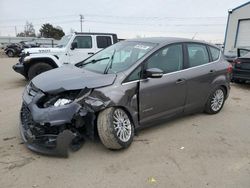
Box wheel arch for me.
[6,48,15,56]
[25,57,59,72]
[95,105,138,130]
[211,75,230,99]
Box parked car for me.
[20,37,231,157]
[224,51,237,63]
[20,41,40,48]
[4,41,40,57]
[231,48,250,83]
[13,32,118,80]
[4,43,23,57]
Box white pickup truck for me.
[13,32,118,80]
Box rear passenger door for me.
[96,35,113,49]
[183,43,220,112]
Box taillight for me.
[233,59,241,64]
[227,64,233,73]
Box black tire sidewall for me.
[7,50,14,57]
[206,87,226,114]
[109,108,134,148]
[28,63,53,80]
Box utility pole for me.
[15,26,17,36]
[80,14,84,32]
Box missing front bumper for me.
[20,103,85,157]
[20,123,76,157]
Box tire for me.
[28,63,53,80]
[205,87,226,114]
[97,107,134,150]
[7,50,14,57]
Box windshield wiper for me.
[104,50,116,74]
[77,57,110,67]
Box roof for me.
[231,1,250,12]
[74,32,117,36]
[126,37,217,47]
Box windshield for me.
[56,35,72,48]
[78,41,156,74]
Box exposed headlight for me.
[54,98,72,107]
[38,89,92,108]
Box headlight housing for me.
[38,89,91,108]
[54,98,72,107]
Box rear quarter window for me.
[209,46,220,61]
[97,36,112,48]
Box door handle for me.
[88,52,94,55]
[209,69,216,74]
[176,78,186,84]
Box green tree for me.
[39,23,65,40]
[17,22,36,37]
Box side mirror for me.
[71,42,77,50]
[145,68,164,78]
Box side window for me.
[97,36,112,48]
[187,43,209,67]
[125,66,142,82]
[209,46,220,61]
[73,36,92,49]
[146,44,183,74]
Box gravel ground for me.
[0,58,250,188]
[0,49,7,58]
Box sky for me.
[0,0,248,43]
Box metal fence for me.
[0,36,59,49]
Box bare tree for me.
[17,22,36,37]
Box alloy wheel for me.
[113,109,132,142]
[211,89,224,112]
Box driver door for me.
[139,43,187,125]
[68,35,96,64]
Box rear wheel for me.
[28,63,53,80]
[97,107,134,150]
[7,50,14,57]
[205,87,226,114]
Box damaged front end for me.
[20,82,109,157]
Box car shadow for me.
[135,113,198,136]
[231,82,250,90]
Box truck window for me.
[97,36,112,48]
[73,36,92,49]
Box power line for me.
[0,14,227,23]
[0,14,77,23]
[0,18,226,29]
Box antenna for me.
[192,32,198,40]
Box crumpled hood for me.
[23,47,65,55]
[32,65,116,93]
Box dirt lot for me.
[0,58,250,188]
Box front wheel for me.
[28,63,53,80]
[97,107,134,150]
[205,87,226,114]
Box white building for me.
[224,1,250,55]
